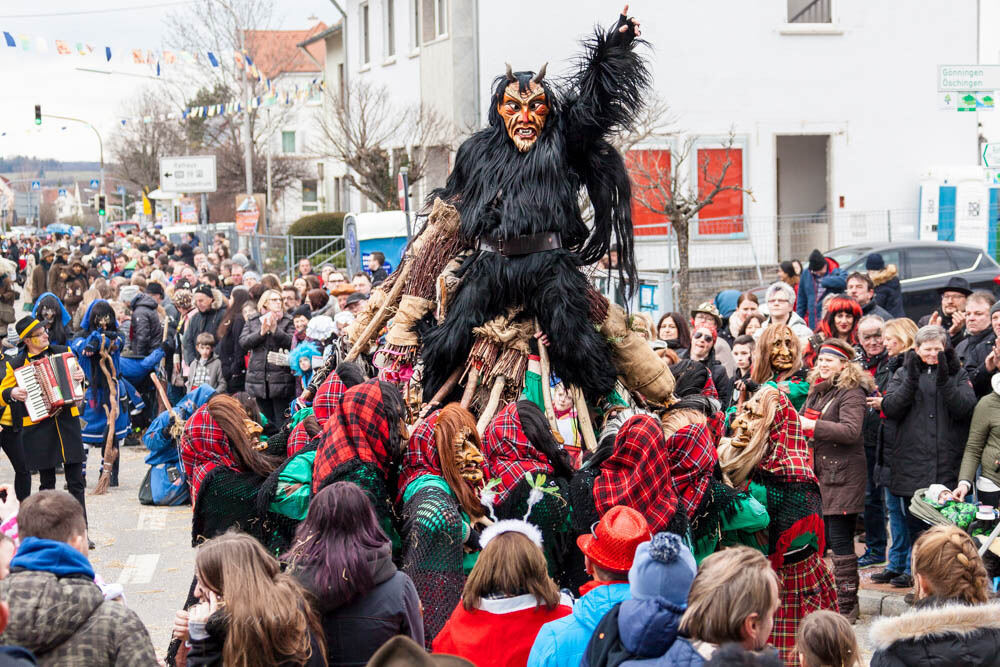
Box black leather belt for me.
[477,231,563,256]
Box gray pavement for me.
[0,443,195,660]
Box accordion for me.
[14,352,86,422]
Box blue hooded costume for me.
[70,300,144,445]
[31,292,72,346]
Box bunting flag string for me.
[117,79,325,126]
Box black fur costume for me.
[421,12,649,404]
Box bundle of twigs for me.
[472,314,535,432]
[92,337,119,496]
[346,198,464,363]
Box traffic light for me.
[97,195,106,217]
[34,105,41,125]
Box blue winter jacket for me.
[528,583,630,667]
[795,258,846,329]
[617,596,689,666]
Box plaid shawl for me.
[313,371,346,424]
[286,423,312,457]
[593,414,679,533]
[312,380,392,491]
[397,409,443,499]
[666,423,717,519]
[180,404,238,501]
[481,402,553,505]
[760,395,816,484]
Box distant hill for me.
[0,155,100,174]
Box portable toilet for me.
[345,211,414,272]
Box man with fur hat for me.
[0,317,88,532]
[62,257,88,320]
[29,247,53,306]
[46,247,71,304]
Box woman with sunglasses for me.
[688,326,732,410]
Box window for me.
[302,179,318,213]
[421,0,447,43]
[411,0,420,49]
[282,131,296,154]
[787,0,831,23]
[949,248,982,271]
[384,0,396,57]
[696,147,744,235]
[626,149,671,236]
[361,2,371,65]
[905,247,956,279]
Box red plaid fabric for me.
[180,404,238,501]
[761,394,816,484]
[593,414,678,533]
[666,423,717,519]
[313,371,346,425]
[286,422,312,457]
[769,552,838,664]
[481,402,553,505]
[702,373,718,399]
[397,409,443,499]
[312,380,392,491]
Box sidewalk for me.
[859,571,911,617]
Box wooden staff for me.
[460,367,480,409]
[344,261,412,363]
[92,337,120,495]
[476,375,506,434]
[534,319,561,437]
[571,385,597,452]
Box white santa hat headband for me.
[479,519,544,551]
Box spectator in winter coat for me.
[0,491,157,664]
[880,326,977,547]
[954,291,997,397]
[758,282,813,346]
[869,525,1000,667]
[240,289,296,425]
[187,333,226,394]
[797,249,846,330]
[528,506,651,667]
[284,482,423,665]
[433,522,573,667]
[45,249,70,304]
[865,253,905,318]
[845,272,893,321]
[688,326,733,409]
[953,373,1000,509]
[61,259,87,321]
[28,247,53,305]
[182,285,225,367]
[128,290,163,358]
[215,287,253,394]
[918,276,971,347]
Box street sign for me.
[939,65,1000,91]
[234,193,264,234]
[90,179,99,188]
[160,155,217,193]
[984,144,1000,168]
[986,169,1000,186]
[30,181,40,191]
[58,188,67,197]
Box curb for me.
[859,588,910,617]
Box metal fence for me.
[249,234,345,280]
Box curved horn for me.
[531,62,548,84]
[505,62,515,82]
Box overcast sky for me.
[0,0,335,163]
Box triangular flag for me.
[132,49,144,64]
[2,32,15,47]
[207,51,218,67]
[55,40,72,55]
[105,46,112,61]
[18,35,31,51]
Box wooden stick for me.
[476,375,506,434]
[534,319,561,437]
[460,367,479,409]
[92,338,120,495]
[344,261,412,363]
[418,366,463,420]
[571,385,597,452]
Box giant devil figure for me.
[421,6,648,404]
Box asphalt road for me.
[0,444,194,660]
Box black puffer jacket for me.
[870,597,1000,667]
[240,312,295,399]
[129,293,163,357]
[293,542,424,665]
[881,351,977,497]
[957,328,997,397]
[216,314,247,393]
[859,350,895,449]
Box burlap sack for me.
[345,286,389,345]
[385,295,435,347]
[600,304,675,402]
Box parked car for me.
[824,241,1000,321]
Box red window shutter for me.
[626,149,671,236]
[696,148,744,235]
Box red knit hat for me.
[576,505,652,572]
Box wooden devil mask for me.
[497,63,550,152]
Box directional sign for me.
[160,155,217,193]
[58,188,67,197]
[30,181,40,191]
[90,179,100,188]
[984,144,1000,169]
[939,65,1000,91]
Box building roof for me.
[297,21,342,48]
[245,22,327,79]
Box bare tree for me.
[314,81,460,211]
[628,129,752,313]
[109,88,187,218]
